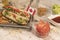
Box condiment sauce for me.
[52,16,60,23]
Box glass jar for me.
[37,1,52,17]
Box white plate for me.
[47,15,60,27]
